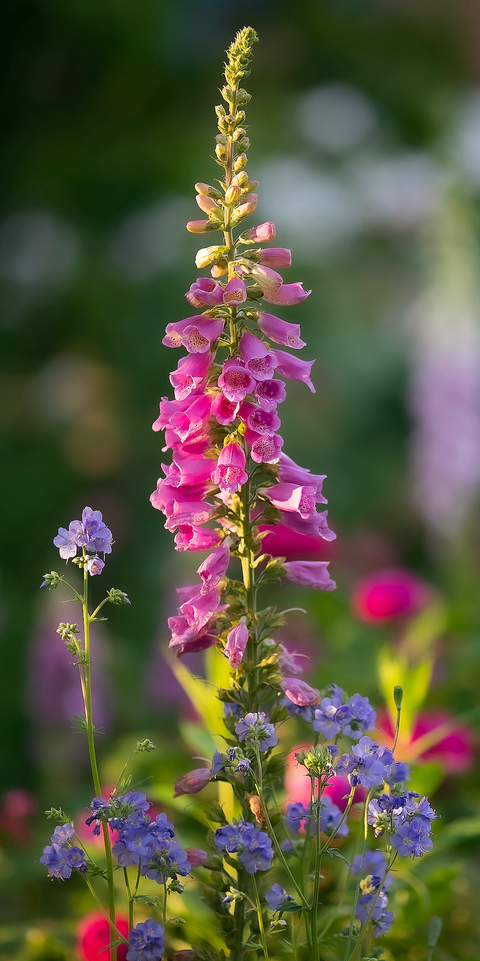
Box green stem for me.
[82,555,116,958]
[124,868,134,931]
[252,874,269,961]
[163,882,168,929]
[83,875,128,943]
[348,854,398,961]
[344,787,374,961]
[311,777,322,961]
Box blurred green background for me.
[1,0,480,958]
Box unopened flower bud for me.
[233,127,246,142]
[240,223,276,243]
[40,571,61,590]
[231,194,257,225]
[195,245,228,269]
[107,588,131,605]
[235,137,250,152]
[196,194,220,214]
[211,261,228,278]
[195,182,223,200]
[241,179,259,195]
[215,104,226,118]
[187,219,221,234]
[234,110,246,125]
[136,738,156,753]
[236,88,251,105]
[225,184,242,204]
[215,143,227,162]
[234,153,247,170]
[232,171,249,187]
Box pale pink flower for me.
[277,643,304,676]
[272,349,315,392]
[233,194,258,222]
[242,222,276,242]
[261,483,316,519]
[196,194,220,214]
[257,248,292,269]
[254,379,287,411]
[239,331,278,381]
[186,277,224,308]
[263,282,311,306]
[245,429,284,464]
[211,441,248,493]
[174,525,221,552]
[185,848,209,866]
[277,453,327,502]
[249,263,283,296]
[223,276,247,304]
[284,560,336,591]
[257,312,305,350]
[280,677,320,707]
[280,509,336,541]
[186,220,213,234]
[224,619,249,668]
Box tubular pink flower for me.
[257,248,292,269]
[239,331,278,381]
[257,312,306,350]
[277,453,327,502]
[197,540,231,593]
[179,584,222,625]
[196,194,220,214]
[154,394,212,444]
[180,318,225,353]
[169,351,213,401]
[239,402,281,436]
[280,677,320,707]
[211,393,240,425]
[163,429,211,454]
[284,560,336,591]
[174,525,221,552]
[272,349,316,393]
[174,768,212,796]
[233,194,258,222]
[170,626,219,656]
[186,278,224,308]
[254,379,286,411]
[150,479,211,515]
[163,316,202,348]
[249,264,283,296]
[186,220,214,234]
[244,429,284,464]
[161,453,216,488]
[164,501,217,532]
[223,276,247,304]
[211,442,248,494]
[242,222,276,242]
[218,358,256,403]
[262,282,311,306]
[261,483,316,518]
[279,509,336,541]
[224,619,249,668]
[277,643,304,676]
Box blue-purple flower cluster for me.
[126,919,165,961]
[235,712,278,752]
[53,506,113,575]
[214,820,274,874]
[352,850,394,937]
[285,796,349,839]
[368,791,437,857]
[40,822,87,880]
[86,791,191,883]
[337,736,396,788]
[312,685,376,739]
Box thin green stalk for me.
[124,868,133,930]
[163,882,168,929]
[83,875,128,942]
[82,554,116,959]
[348,854,398,961]
[311,777,322,961]
[252,873,269,961]
[344,787,374,961]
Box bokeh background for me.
[1,1,480,958]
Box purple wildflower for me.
[126,920,165,961]
[265,883,292,911]
[235,712,278,752]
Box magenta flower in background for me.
[280,677,320,707]
[174,768,211,797]
[351,568,430,624]
[224,620,249,668]
[284,560,336,591]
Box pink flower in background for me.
[379,710,476,773]
[224,620,249,668]
[174,768,211,797]
[280,677,320,706]
[351,568,430,624]
[0,789,36,844]
[258,523,337,560]
[77,911,129,961]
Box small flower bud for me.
[107,588,131,605]
[186,220,220,234]
[169,880,185,894]
[233,127,246,142]
[40,571,61,590]
[232,170,249,187]
[215,104,226,118]
[231,195,257,225]
[241,179,259,195]
[234,110,246,125]
[195,182,223,200]
[215,143,227,163]
[234,153,248,170]
[136,738,156,753]
[195,245,228,269]
[211,261,228,278]
[225,184,242,204]
[236,88,251,105]
[216,133,227,145]
[235,137,250,152]
[196,194,220,214]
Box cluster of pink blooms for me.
[150,213,336,659]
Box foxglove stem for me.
[82,554,116,961]
[252,872,270,961]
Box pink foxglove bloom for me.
[224,619,249,668]
[169,351,213,401]
[154,394,212,444]
[233,194,258,221]
[254,379,286,411]
[161,456,215,489]
[257,312,305,350]
[262,282,311,307]
[223,276,247,304]
[169,615,218,656]
[257,248,292,269]
[174,768,211,797]
[244,429,284,464]
[174,525,221,552]
[277,453,327,502]
[280,677,320,707]
[242,222,276,242]
[180,318,225,353]
[351,568,430,624]
[261,483,316,519]
[185,848,209,867]
[211,442,248,493]
[211,392,240,425]
[163,316,203,348]
[217,358,256,403]
[280,509,336,541]
[164,500,217,532]
[196,194,220,214]
[284,560,336,591]
[277,643,304,676]
[197,540,231,593]
[239,401,281,436]
[178,584,222,626]
[186,219,214,233]
[272,349,315,392]
[186,277,224,308]
[239,331,278,381]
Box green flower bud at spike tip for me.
[394,685,404,710]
